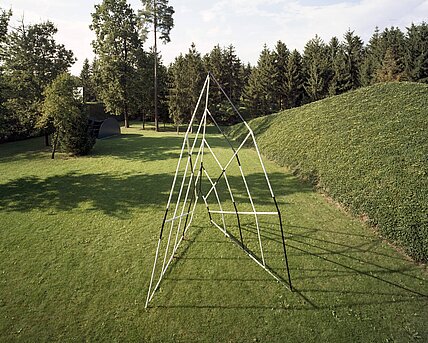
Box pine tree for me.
[168,43,204,130]
[80,58,97,103]
[377,27,406,80]
[222,45,244,104]
[273,40,290,110]
[327,37,349,96]
[243,45,277,117]
[203,45,224,113]
[376,48,403,82]
[140,0,174,131]
[404,22,428,83]
[343,30,364,89]
[285,49,303,108]
[168,54,187,131]
[0,8,12,141]
[360,27,383,86]
[303,35,329,102]
[90,0,142,128]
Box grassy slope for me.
[227,82,428,262]
[0,125,427,342]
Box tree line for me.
[169,24,428,123]
[1,0,427,146]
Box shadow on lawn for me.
[91,132,239,163]
[150,221,426,311]
[0,171,305,218]
[91,133,184,162]
[0,172,173,217]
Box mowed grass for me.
[0,124,427,342]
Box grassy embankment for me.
[228,82,428,262]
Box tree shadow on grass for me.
[91,133,183,162]
[0,136,48,163]
[0,171,306,218]
[0,171,174,218]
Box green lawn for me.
[0,125,427,342]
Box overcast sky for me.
[4,0,428,75]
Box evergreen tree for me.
[0,8,11,43]
[327,37,349,95]
[91,0,143,128]
[243,45,277,117]
[273,40,290,110]
[203,45,224,113]
[376,48,403,82]
[135,50,169,127]
[285,49,303,108]
[168,53,187,131]
[222,45,244,104]
[360,27,383,86]
[168,43,204,130]
[404,22,428,83]
[140,0,174,131]
[303,35,329,102]
[377,27,406,80]
[343,30,364,90]
[80,58,97,103]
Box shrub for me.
[40,73,96,157]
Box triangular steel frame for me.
[145,73,292,308]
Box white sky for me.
[3,0,428,75]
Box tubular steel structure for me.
[145,73,292,308]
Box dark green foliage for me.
[202,44,245,123]
[285,49,304,107]
[59,108,96,156]
[80,58,97,103]
[0,7,11,43]
[140,0,174,44]
[273,40,290,110]
[135,50,169,124]
[302,35,329,102]
[1,20,75,141]
[228,82,428,262]
[90,0,143,128]
[41,73,95,157]
[0,8,12,142]
[343,30,364,89]
[139,0,174,131]
[242,45,277,117]
[404,22,428,83]
[168,43,204,128]
[327,37,349,96]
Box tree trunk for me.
[142,111,146,130]
[176,124,179,135]
[51,132,59,159]
[124,105,129,128]
[44,131,49,146]
[124,34,130,128]
[154,0,159,132]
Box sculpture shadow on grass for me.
[151,221,426,311]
